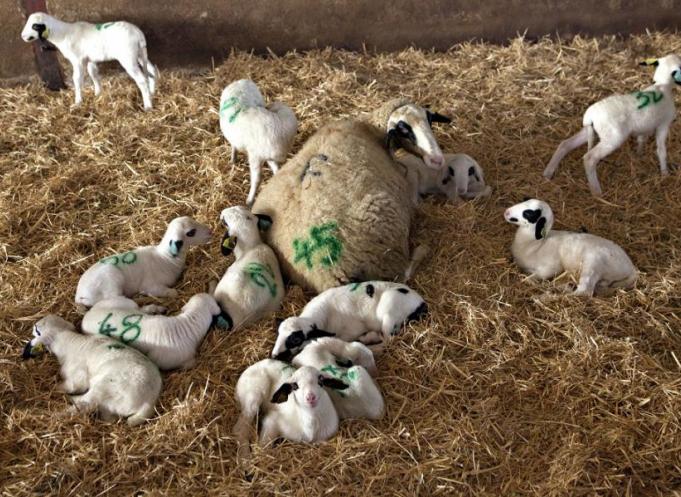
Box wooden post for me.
[21,0,66,90]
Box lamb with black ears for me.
[505,198,637,296]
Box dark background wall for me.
[4,0,681,81]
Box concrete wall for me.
[4,0,681,81]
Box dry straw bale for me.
[2,33,681,496]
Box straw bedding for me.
[2,33,681,496]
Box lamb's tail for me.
[404,244,430,282]
[543,127,589,179]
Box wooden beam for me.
[21,0,65,90]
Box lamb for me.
[75,216,212,309]
[23,314,162,426]
[252,99,450,292]
[271,280,428,361]
[397,151,492,204]
[219,79,298,206]
[80,293,228,370]
[292,337,384,420]
[21,12,158,110]
[504,198,637,296]
[212,206,284,330]
[543,54,681,196]
[232,359,348,458]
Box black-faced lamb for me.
[271,280,428,361]
[252,99,450,293]
[75,216,211,308]
[543,54,681,196]
[21,12,158,110]
[23,315,162,426]
[219,79,298,206]
[504,198,637,296]
[80,293,227,370]
[212,206,284,330]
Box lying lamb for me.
[272,280,428,361]
[81,293,227,370]
[543,54,681,195]
[212,206,284,330]
[292,337,384,420]
[23,314,162,426]
[75,216,211,308]
[21,12,158,110]
[504,198,637,296]
[219,79,298,206]
[397,152,492,204]
[233,360,348,458]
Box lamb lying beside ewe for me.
[21,12,158,110]
[505,198,637,296]
[75,216,211,308]
[23,315,162,426]
[272,280,427,361]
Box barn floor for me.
[2,34,681,496]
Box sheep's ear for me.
[212,311,233,330]
[271,383,293,403]
[426,110,452,124]
[320,377,349,390]
[255,214,273,232]
[274,349,294,362]
[308,326,335,340]
[640,58,659,67]
[385,128,402,151]
[22,341,34,360]
[535,217,547,240]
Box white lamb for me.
[80,293,227,370]
[504,198,637,296]
[21,12,158,110]
[23,314,162,426]
[271,281,428,361]
[543,54,681,196]
[75,216,211,308]
[397,152,492,204]
[232,360,348,458]
[292,337,384,420]
[219,79,298,206]
[212,206,284,330]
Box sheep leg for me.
[58,367,89,394]
[573,268,599,297]
[404,244,430,282]
[582,136,625,197]
[140,304,167,314]
[543,128,588,179]
[140,284,178,298]
[87,62,102,96]
[267,160,280,174]
[636,135,647,155]
[230,147,237,164]
[71,60,86,106]
[145,63,158,95]
[120,57,153,111]
[246,157,264,207]
[655,124,670,176]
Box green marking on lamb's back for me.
[349,282,361,292]
[100,251,137,266]
[98,312,143,344]
[634,90,664,109]
[220,97,245,123]
[95,22,117,31]
[293,221,343,270]
[244,262,277,297]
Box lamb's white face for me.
[504,198,554,240]
[270,366,348,409]
[379,286,428,335]
[21,13,49,42]
[23,314,75,359]
[647,54,681,86]
[272,317,335,361]
[218,206,271,255]
[387,104,450,169]
[165,216,211,256]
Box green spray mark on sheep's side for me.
[95,22,117,31]
[100,251,137,266]
[98,313,143,344]
[220,97,244,123]
[634,90,664,109]
[349,282,361,292]
[244,262,277,297]
[321,364,358,398]
[293,221,342,270]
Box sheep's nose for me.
[306,392,317,404]
[428,155,444,168]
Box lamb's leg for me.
[246,156,264,207]
[543,128,588,179]
[637,135,647,155]
[140,284,178,298]
[573,268,599,297]
[140,304,167,314]
[404,244,430,282]
[71,60,86,106]
[582,135,625,197]
[230,147,237,164]
[655,124,670,176]
[87,62,102,96]
[267,160,280,174]
[58,366,89,394]
[119,57,153,111]
[145,63,158,94]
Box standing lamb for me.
[271,280,428,361]
[504,198,637,296]
[543,54,681,196]
[75,216,212,308]
[219,79,298,206]
[23,315,162,426]
[81,293,227,370]
[212,206,284,330]
[21,12,158,110]
[252,99,450,292]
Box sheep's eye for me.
[186,229,196,237]
[291,382,299,391]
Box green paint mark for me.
[292,221,342,270]
[244,262,277,297]
[97,313,143,344]
[634,90,664,109]
[281,364,295,373]
[107,343,125,351]
[220,96,245,123]
[349,282,361,292]
[100,251,137,266]
[98,313,117,336]
[321,363,359,398]
[95,22,117,31]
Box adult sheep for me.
[252,99,450,293]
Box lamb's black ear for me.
[320,377,350,390]
[307,326,335,340]
[271,383,293,403]
[255,214,273,232]
[426,110,452,124]
[535,216,547,240]
[22,341,33,360]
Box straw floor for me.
[2,34,681,496]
